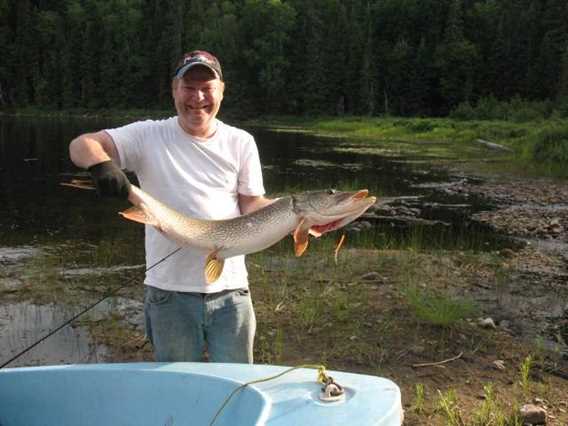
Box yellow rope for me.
[209,364,329,426]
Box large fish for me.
[66,181,376,284]
[123,185,376,284]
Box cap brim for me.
[175,62,220,80]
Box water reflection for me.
[0,302,109,367]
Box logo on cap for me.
[175,50,223,80]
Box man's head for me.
[174,50,223,81]
[172,50,225,138]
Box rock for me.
[475,139,514,152]
[493,360,506,370]
[361,272,382,281]
[499,248,516,258]
[478,317,497,329]
[519,404,547,425]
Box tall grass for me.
[532,125,568,164]
[436,389,465,426]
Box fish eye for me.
[327,189,336,195]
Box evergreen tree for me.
[434,0,478,112]
[62,0,86,108]
[238,0,296,113]
[287,0,327,114]
[13,0,36,105]
[0,0,14,106]
[1,0,567,116]
[559,43,568,100]
[467,0,499,100]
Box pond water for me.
[0,115,506,367]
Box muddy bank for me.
[459,179,568,243]
[435,174,568,355]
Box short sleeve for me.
[105,120,153,172]
[238,135,265,196]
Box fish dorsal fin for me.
[205,250,225,284]
[293,218,311,257]
[119,206,158,227]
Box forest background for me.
[1,0,568,119]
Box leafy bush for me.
[406,120,435,133]
[450,101,475,120]
[556,97,568,118]
[450,96,556,121]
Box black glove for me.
[88,160,131,199]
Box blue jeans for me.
[144,286,256,363]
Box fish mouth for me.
[352,189,369,200]
[310,190,376,234]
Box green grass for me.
[244,114,568,177]
[519,355,534,394]
[403,285,476,328]
[436,389,465,426]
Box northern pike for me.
[125,185,377,283]
[65,181,376,284]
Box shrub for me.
[450,96,555,121]
[556,97,568,118]
[450,101,475,120]
[406,119,435,133]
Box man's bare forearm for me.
[69,131,119,169]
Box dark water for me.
[0,115,503,367]
[0,115,501,248]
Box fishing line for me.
[0,247,182,369]
[209,364,332,426]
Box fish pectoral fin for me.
[119,206,159,227]
[309,228,323,238]
[205,250,225,284]
[293,219,311,257]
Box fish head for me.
[292,189,376,235]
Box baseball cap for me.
[174,50,223,81]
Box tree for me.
[434,0,478,112]
[559,43,568,100]
[238,0,296,113]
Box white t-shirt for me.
[106,117,265,293]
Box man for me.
[69,50,272,363]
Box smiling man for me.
[69,50,272,363]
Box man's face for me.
[172,66,224,137]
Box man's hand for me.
[88,160,131,199]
